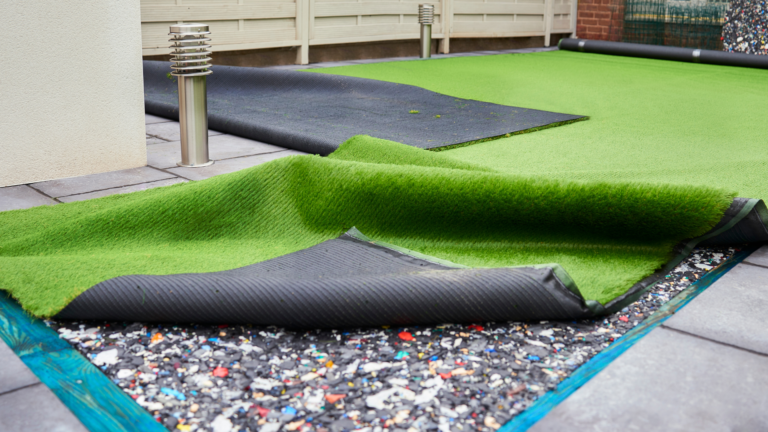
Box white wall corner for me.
[1,0,147,187]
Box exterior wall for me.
[140,0,577,62]
[576,0,622,40]
[2,1,147,187]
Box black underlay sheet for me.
[55,200,768,328]
[143,61,585,155]
[56,231,595,328]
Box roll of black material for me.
[559,38,768,69]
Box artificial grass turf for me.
[0,136,733,317]
[311,50,768,200]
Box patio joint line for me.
[53,177,183,200]
[660,325,768,358]
[0,382,42,398]
[215,149,291,162]
[146,165,194,182]
[740,260,768,271]
[26,183,62,203]
[146,133,172,142]
[148,149,292,177]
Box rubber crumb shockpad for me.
[143,61,585,155]
[56,231,594,328]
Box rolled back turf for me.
[0,136,733,317]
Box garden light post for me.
[419,4,434,59]
[169,23,214,167]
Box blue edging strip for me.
[0,294,166,432]
[499,244,759,432]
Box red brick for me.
[581,18,599,26]
[578,11,595,19]
[598,19,612,26]
[594,11,611,19]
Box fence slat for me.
[140,0,575,62]
[141,4,297,22]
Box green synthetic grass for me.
[312,51,768,200]
[0,136,732,317]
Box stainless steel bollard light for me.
[169,23,214,167]
[418,4,434,59]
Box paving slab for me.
[32,167,176,198]
[58,178,187,203]
[0,339,39,395]
[145,113,173,124]
[0,383,89,432]
[145,121,223,142]
[663,262,768,355]
[0,185,56,212]
[743,244,768,267]
[167,150,305,181]
[147,134,286,169]
[529,328,768,432]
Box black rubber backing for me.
[56,231,594,328]
[143,61,585,155]
[559,38,768,69]
[700,198,768,245]
[603,198,768,313]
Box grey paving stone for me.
[0,383,89,432]
[58,178,187,203]
[0,339,39,395]
[145,113,173,124]
[743,245,768,268]
[167,150,306,181]
[145,121,223,142]
[530,328,768,432]
[663,262,768,355]
[147,134,287,169]
[32,167,176,198]
[0,185,56,212]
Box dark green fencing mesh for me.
[617,0,728,50]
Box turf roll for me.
[144,61,585,155]
[559,38,768,69]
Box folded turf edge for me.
[0,137,737,317]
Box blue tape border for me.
[0,294,166,432]
[499,244,760,432]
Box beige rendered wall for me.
[1,0,147,187]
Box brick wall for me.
[576,0,623,41]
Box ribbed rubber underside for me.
[55,232,594,328]
[143,61,585,155]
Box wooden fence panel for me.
[140,0,576,61]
